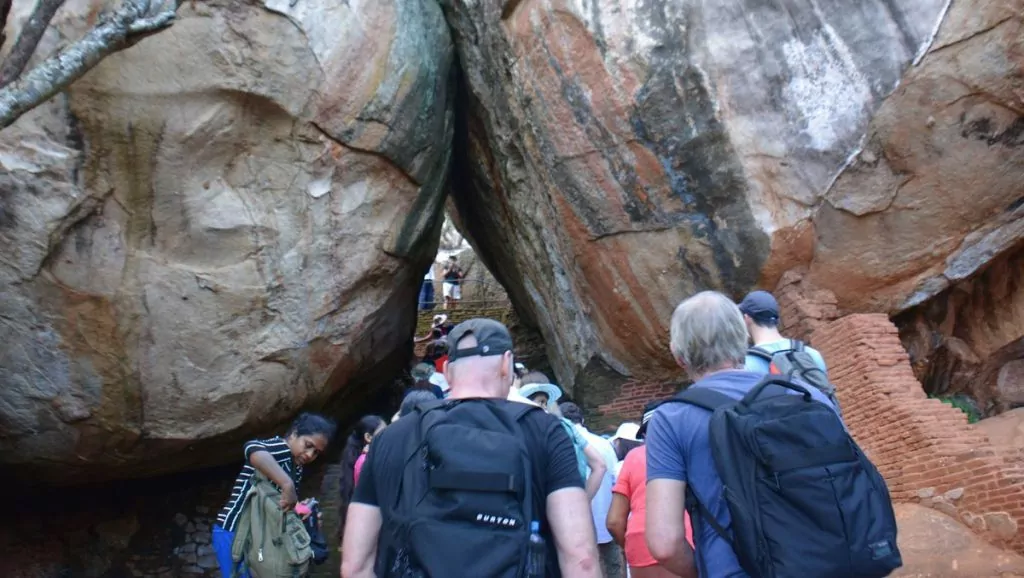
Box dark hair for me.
[559,402,584,425]
[750,313,780,328]
[613,438,643,461]
[521,371,551,385]
[400,390,439,417]
[423,339,449,364]
[338,415,385,538]
[286,412,337,441]
[412,378,435,391]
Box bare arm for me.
[340,503,381,578]
[646,479,697,578]
[606,492,629,547]
[547,487,602,578]
[581,443,606,500]
[249,450,297,510]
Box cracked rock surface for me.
[444,0,961,393]
[0,0,453,483]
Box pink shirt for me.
[613,446,693,567]
[353,453,367,487]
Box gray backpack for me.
[748,339,842,414]
[231,471,312,578]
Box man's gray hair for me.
[669,291,749,378]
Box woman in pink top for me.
[338,415,386,544]
[607,410,693,577]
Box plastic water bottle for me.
[525,520,546,578]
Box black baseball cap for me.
[738,290,779,322]
[446,318,514,362]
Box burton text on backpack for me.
[379,399,541,578]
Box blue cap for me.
[738,290,779,323]
[530,520,540,533]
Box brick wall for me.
[774,269,839,342]
[591,380,680,432]
[812,314,1024,553]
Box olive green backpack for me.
[231,471,312,578]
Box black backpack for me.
[673,377,902,578]
[378,399,541,578]
[302,501,329,566]
[747,339,841,415]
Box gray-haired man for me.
[644,292,839,578]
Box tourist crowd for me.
[212,288,901,578]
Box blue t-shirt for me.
[744,339,828,375]
[645,370,840,578]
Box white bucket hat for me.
[517,382,563,404]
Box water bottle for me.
[525,520,546,578]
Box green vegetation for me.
[929,394,982,424]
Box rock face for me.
[0,0,453,483]
[893,503,1024,577]
[443,0,1024,397]
[975,408,1024,448]
[454,248,508,305]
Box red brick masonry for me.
[595,380,679,430]
[813,314,1024,554]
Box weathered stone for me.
[976,408,1024,448]
[443,0,1024,396]
[893,504,1024,577]
[196,544,213,557]
[999,360,1024,407]
[194,533,211,545]
[173,513,188,527]
[917,487,936,499]
[945,487,966,502]
[985,512,1020,540]
[933,500,960,519]
[185,522,195,533]
[197,554,219,569]
[178,542,197,554]
[0,0,454,483]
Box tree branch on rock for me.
[0,0,68,88]
[0,0,177,131]
[0,0,14,54]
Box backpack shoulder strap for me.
[673,387,736,412]
[791,339,805,352]
[746,346,773,362]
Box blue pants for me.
[213,525,249,578]
[418,280,435,311]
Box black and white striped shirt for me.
[216,437,303,532]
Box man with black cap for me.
[738,290,828,375]
[342,318,601,578]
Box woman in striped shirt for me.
[213,413,337,578]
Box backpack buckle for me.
[258,548,264,562]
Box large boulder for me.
[893,503,1024,577]
[443,0,1024,400]
[0,0,453,483]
